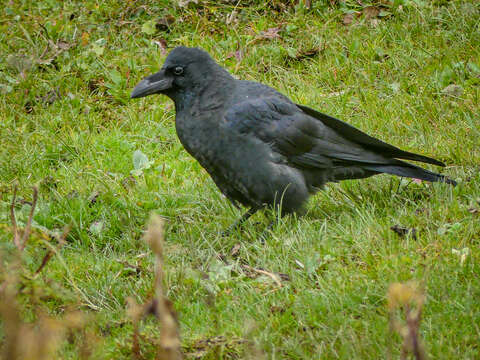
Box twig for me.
[34,224,71,276]
[20,186,38,251]
[242,265,282,287]
[10,184,21,250]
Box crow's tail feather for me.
[364,160,456,186]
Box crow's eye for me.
[173,66,184,75]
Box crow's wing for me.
[296,104,445,166]
[223,97,444,170]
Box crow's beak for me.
[130,70,173,99]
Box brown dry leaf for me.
[56,40,72,50]
[81,32,90,46]
[441,84,463,97]
[343,13,354,25]
[390,225,417,240]
[38,89,61,105]
[258,27,281,40]
[270,305,286,314]
[153,38,168,55]
[230,243,241,257]
[156,15,176,31]
[363,6,380,19]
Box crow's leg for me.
[222,207,260,237]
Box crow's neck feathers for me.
[173,63,235,114]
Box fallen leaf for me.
[81,32,90,46]
[468,207,479,215]
[270,305,286,314]
[391,225,417,240]
[38,89,61,105]
[343,13,354,25]
[258,27,281,40]
[153,38,168,55]
[441,84,463,97]
[56,40,72,50]
[131,150,153,176]
[230,243,241,257]
[156,15,175,32]
[363,6,380,19]
[178,0,199,7]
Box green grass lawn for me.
[1,0,479,358]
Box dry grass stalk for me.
[387,281,427,360]
[10,184,20,249]
[129,214,182,360]
[144,214,182,360]
[241,264,282,287]
[10,184,38,252]
[126,296,144,359]
[0,274,88,360]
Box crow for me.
[131,46,455,230]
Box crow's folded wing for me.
[223,97,445,169]
[296,104,445,166]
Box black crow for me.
[131,46,455,229]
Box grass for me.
[1,0,479,358]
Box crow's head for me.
[130,46,226,100]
